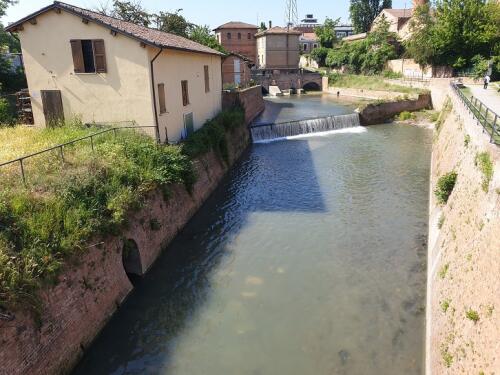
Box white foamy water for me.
[253,126,368,144]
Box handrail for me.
[450,83,499,145]
[0,125,158,186]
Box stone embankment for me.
[426,91,499,374]
[359,93,433,125]
[0,95,259,375]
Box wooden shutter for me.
[204,65,210,93]
[70,40,84,73]
[158,83,166,114]
[92,39,107,73]
[181,80,189,106]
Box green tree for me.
[404,3,436,68]
[315,17,340,48]
[96,1,151,27]
[154,9,192,37]
[259,22,268,31]
[189,25,226,53]
[0,0,16,18]
[349,0,392,33]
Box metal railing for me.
[0,125,157,186]
[451,83,499,145]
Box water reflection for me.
[73,97,431,375]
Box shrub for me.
[435,172,458,204]
[465,309,480,323]
[397,111,416,121]
[475,152,493,192]
[0,97,14,125]
[310,47,329,66]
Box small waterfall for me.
[250,113,361,142]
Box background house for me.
[222,52,252,88]
[255,26,301,70]
[214,21,258,63]
[6,1,223,143]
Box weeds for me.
[441,347,453,368]
[474,152,493,192]
[435,172,458,204]
[441,299,451,313]
[465,309,480,323]
[397,111,416,121]
[439,263,450,279]
[464,134,471,148]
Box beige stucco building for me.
[6,1,224,143]
[255,27,301,70]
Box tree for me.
[189,25,225,53]
[154,9,192,37]
[314,17,340,48]
[0,0,16,18]
[96,1,151,27]
[259,22,267,31]
[404,3,436,68]
[349,0,392,33]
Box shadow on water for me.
[73,97,431,375]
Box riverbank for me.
[0,111,251,375]
[426,92,499,374]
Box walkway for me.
[469,84,500,115]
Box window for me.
[238,33,241,40]
[70,39,107,73]
[204,65,210,93]
[247,33,251,39]
[181,80,189,106]
[313,44,318,49]
[303,44,308,51]
[158,83,166,114]
[227,32,231,40]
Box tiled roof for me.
[383,8,414,19]
[6,1,224,56]
[300,33,318,41]
[255,26,302,37]
[214,21,259,30]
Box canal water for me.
[74,94,432,375]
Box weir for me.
[249,113,361,142]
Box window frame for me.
[204,65,210,93]
[181,80,190,107]
[70,39,107,74]
[158,83,167,114]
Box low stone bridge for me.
[251,69,323,93]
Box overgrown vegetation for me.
[327,73,424,95]
[435,98,453,134]
[397,111,416,121]
[474,152,494,192]
[435,172,458,204]
[0,106,245,313]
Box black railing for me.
[0,125,157,186]
[451,83,499,145]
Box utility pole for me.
[284,0,298,30]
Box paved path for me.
[469,84,500,115]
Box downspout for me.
[150,47,163,143]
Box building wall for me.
[18,9,155,137]
[149,47,222,143]
[215,28,257,62]
[222,55,251,87]
[256,34,300,69]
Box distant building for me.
[295,14,321,33]
[371,8,414,40]
[222,52,252,88]
[334,25,354,39]
[255,26,301,69]
[213,21,259,63]
[300,32,319,54]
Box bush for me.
[0,97,14,125]
[475,152,493,192]
[310,47,330,67]
[382,70,403,79]
[397,111,416,121]
[435,171,458,204]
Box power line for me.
[284,0,298,30]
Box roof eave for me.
[6,2,224,57]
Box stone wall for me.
[0,125,250,375]
[222,85,265,124]
[325,85,418,101]
[386,59,453,78]
[359,93,433,125]
[426,92,499,374]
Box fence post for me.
[492,115,498,144]
[19,159,26,186]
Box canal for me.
[74,94,432,375]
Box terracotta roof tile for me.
[6,1,224,56]
[214,21,259,30]
[255,26,302,37]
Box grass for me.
[474,152,494,192]
[0,107,245,313]
[439,263,450,279]
[435,172,458,204]
[465,309,480,323]
[397,111,417,121]
[441,299,451,313]
[327,73,428,95]
[441,347,453,368]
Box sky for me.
[2,0,409,28]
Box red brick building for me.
[214,21,258,63]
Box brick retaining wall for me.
[222,85,265,125]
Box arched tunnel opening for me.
[303,82,321,92]
[122,239,143,286]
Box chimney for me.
[269,20,272,29]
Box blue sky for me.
[2,0,409,28]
